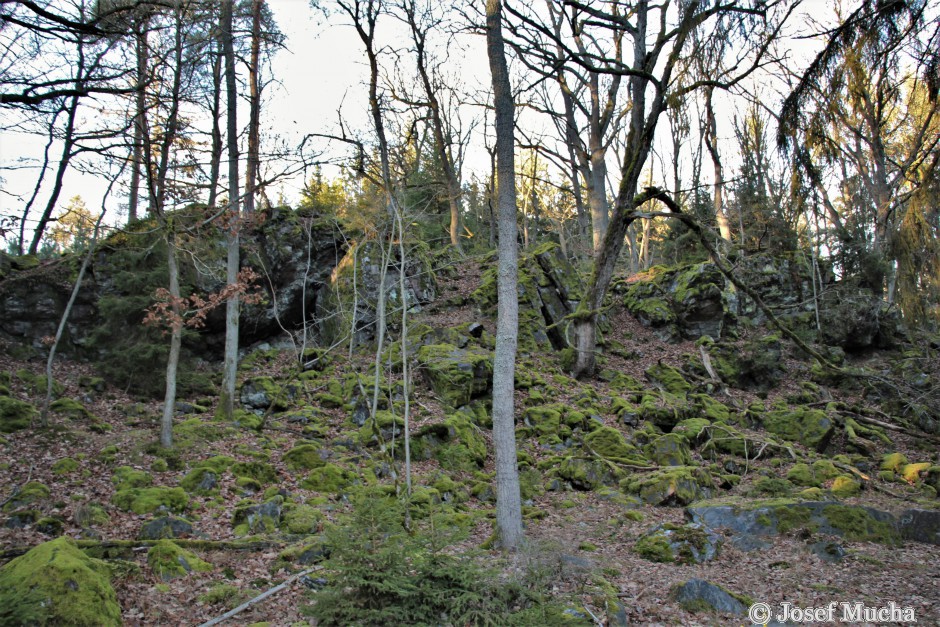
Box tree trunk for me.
[486,0,523,551]
[207,21,223,209]
[128,20,148,223]
[704,87,732,244]
[219,0,241,421]
[244,0,263,215]
[161,232,182,449]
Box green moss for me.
[49,398,96,421]
[761,408,834,451]
[0,537,121,626]
[880,452,908,473]
[621,466,713,505]
[775,505,816,534]
[811,459,840,481]
[73,502,110,528]
[231,461,278,484]
[749,477,794,497]
[283,504,324,534]
[634,533,675,563]
[830,475,861,497]
[198,583,250,608]
[645,363,691,395]
[584,426,641,461]
[644,433,692,466]
[180,467,219,495]
[3,482,50,512]
[112,466,153,490]
[786,463,819,487]
[691,394,731,423]
[52,458,80,476]
[416,344,493,408]
[0,396,37,433]
[195,455,236,474]
[821,505,899,544]
[283,444,325,470]
[302,464,355,494]
[901,462,931,483]
[151,458,169,472]
[112,487,189,514]
[523,405,563,437]
[147,540,212,580]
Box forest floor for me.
[1,253,939,626]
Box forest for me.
[0,0,939,625]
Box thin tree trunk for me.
[18,106,61,254]
[704,87,732,244]
[486,0,523,551]
[244,0,263,215]
[220,0,241,421]
[29,93,80,255]
[161,233,182,448]
[128,20,148,223]
[207,21,223,209]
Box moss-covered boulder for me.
[283,504,324,534]
[112,487,189,514]
[556,457,615,491]
[670,578,749,616]
[621,466,714,506]
[49,398,97,422]
[283,444,326,470]
[761,408,834,452]
[634,522,721,564]
[416,344,492,408]
[231,461,278,484]
[112,465,153,490]
[2,481,50,512]
[0,537,121,626]
[180,467,219,495]
[644,433,692,467]
[685,499,900,551]
[705,335,785,392]
[0,395,37,433]
[240,376,291,411]
[147,539,212,580]
[232,497,283,535]
[52,457,80,476]
[301,463,356,494]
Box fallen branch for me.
[197,566,321,627]
[0,538,287,562]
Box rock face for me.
[316,239,437,348]
[670,578,748,616]
[0,536,122,626]
[0,206,346,359]
[473,242,580,350]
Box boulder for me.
[0,537,121,626]
[634,522,721,564]
[138,516,195,540]
[670,578,748,616]
[147,539,212,580]
[416,344,492,408]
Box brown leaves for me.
[143,268,265,333]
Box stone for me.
[807,540,846,563]
[896,509,940,545]
[232,497,283,535]
[761,408,834,452]
[634,522,721,564]
[147,539,212,580]
[0,537,122,625]
[670,578,748,616]
[621,466,714,505]
[0,395,37,433]
[138,516,194,540]
[416,344,492,408]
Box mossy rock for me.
[761,408,834,452]
[701,424,767,459]
[644,433,692,467]
[416,343,493,408]
[556,457,616,491]
[302,464,356,494]
[670,578,749,616]
[621,466,713,506]
[672,418,712,446]
[240,376,291,411]
[522,405,564,437]
[15,370,64,398]
[748,477,793,497]
[880,452,909,473]
[634,522,721,564]
[690,394,732,423]
[3,482,50,512]
[112,466,153,490]
[901,462,931,484]
[179,468,219,495]
[146,539,212,580]
[645,363,691,395]
[283,444,326,470]
[49,398,96,421]
[706,335,784,392]
[231,461,278,484]
[786,463,820,487]
[195,455,236,474]
[584,426,643,462]
[232,497,283,535]
[52,457,81,476]
[0,396,37,433]
[112,487,189,515]
[0,537,121,626]
[830,475,861,497]
[283,504,324,534]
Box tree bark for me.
[704,86,732,244]
[486,0,524,551]
[219,0,241,421]
[128,18,148,223]
[244,0,263,215]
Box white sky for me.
[0,0,837,242]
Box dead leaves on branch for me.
[143,268,265,333]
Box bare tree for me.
[486,0,524,551]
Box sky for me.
[0,0,835,246]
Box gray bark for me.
[486,0,524,551]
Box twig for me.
[197,566,321,627]
[0,465,34,510]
